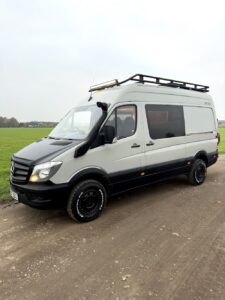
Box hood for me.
[14,137,82,165]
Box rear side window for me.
[145,105,185,139]
[105,105,137,140]
[184,106,216,134]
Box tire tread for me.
[188,159,207,186]
[67,179,106,222]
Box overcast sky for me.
[0,0,225,122]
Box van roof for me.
[88,82,213,105]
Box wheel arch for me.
[194,151,208,166]
[68,168,110,193]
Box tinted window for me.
[105,110,116,128]
[145,105,185,139]
[105,105,137,140]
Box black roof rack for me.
[89,74,209,93]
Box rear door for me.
[143,103,188,182]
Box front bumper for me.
[10,181,70,208]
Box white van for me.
[10,74,219,222]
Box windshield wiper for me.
[61,138,84,141]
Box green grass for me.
[0,128,52,201]
[219,127,225,154]
[0,127,225,201]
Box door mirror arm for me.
[101,125,115,144]
[99,132,106,146]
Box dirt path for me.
[0,157,225,300]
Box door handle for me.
[146,141,155,146]
[131,143,141,148]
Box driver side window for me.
[105,105,137,140]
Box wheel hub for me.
[195,164,206,183]
[78,189,103,216]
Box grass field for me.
[219,127,225,154]
[0,128,52,200]
[0,127,225,201]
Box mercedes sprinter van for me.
[10,74,219,222]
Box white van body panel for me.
[50,84,218,185]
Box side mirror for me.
[102,125,115,144]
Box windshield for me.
[49,105,102,140]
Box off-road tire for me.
[67,180,107,222]
[188,159,207,186]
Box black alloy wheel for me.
[188,159,207,185]
[194,163,207,184]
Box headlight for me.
[29,161,62,182]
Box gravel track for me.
[0,156,225,300]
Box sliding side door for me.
[143,103,189,182]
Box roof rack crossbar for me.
[89,74,209,93]
[118,74,209,92]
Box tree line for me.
[0,116,19,127]
[0,116,57,128]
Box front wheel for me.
[67,180,107,222]
[188,159,207,186]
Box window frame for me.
[145,104,185,140]
[104,104,137,140]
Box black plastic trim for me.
[108,157,191,195]
[10,181,70,208]
[69,168,110,186]
[11,151,218,207]
[207,151,218,167]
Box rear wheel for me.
[188,159,207,185]
[67,180,107,222]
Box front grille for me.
[11,159,31,184]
